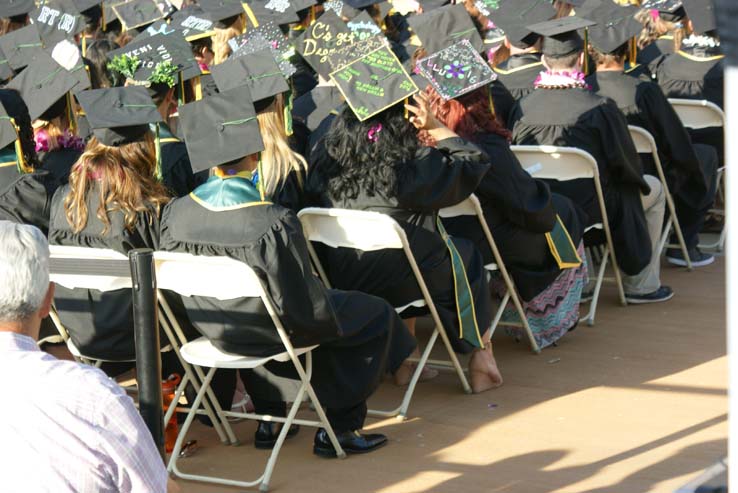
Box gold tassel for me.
[10,118,30,174]
[66,92,76,133]
[81,36,87,57]
[310,5,316,24]
[194,76,202,101]
[630,37,637,67]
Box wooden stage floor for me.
[176,256,727,493]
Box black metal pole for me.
[129,248,164,458]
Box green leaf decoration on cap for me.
[107,54,141,80]
[148,61,178,88]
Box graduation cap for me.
[346,11,384,41]
[230,21,298,78]
[0,93,31,173]
[296,10,358,78]
[0,25,43,71]
[31,0,85,45]
[472,0,499,17]
[48,38,92,94]
[491,0,555,47]
[323,0,358,19]
[112,0,165,30]
[292,0,319,13]
[292,85,343,131]
[211,48,290,103]
[681,0,716,34]
[586,3,641,54]
[416,39,496,100]
[108,33,201,82]
[418,0,448,13]
[178,84,265,173]
[641,0,682,14]
[0,0,36,18]
[407,4,484,54]
[199,0,246,28]
[527,16,596,57]
[243,0,300,27]
[168,5,216,40]
[0,46,14,81]
[329,41,418,121]
[76,86,163,146]
[73,0,104,12]
[5,51,81,121]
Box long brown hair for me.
[213,14,245,65]
[64,133,169,234]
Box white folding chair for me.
[48,245,229,445]
[628,126,692,270]
[668,98,726,251]
[297,208,472,421]
[510,145,627,326]
[154,251,346,492]
[439,194,540,353]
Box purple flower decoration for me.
[444,61,466,79]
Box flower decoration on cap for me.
[107,53,141,80]
[148,60,179,88]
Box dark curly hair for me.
[311,102,418,201]
[0,89,40,170]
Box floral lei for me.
[533,70,590,90]
[34,128,85,153]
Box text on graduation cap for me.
[36,6,77,34]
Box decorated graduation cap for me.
[76,86,163,146]
[112,0,165,30]
[681,0,717,34]
[292,0,319,13]
[329,39,418,121]
[167,4,216,40]
[527,16,596,57]
[586,3,641,54]
[346,11,384,41]
[0,25,43,71]
[49,38,92,94]
[407,4,484,54]
[242,0,300,27]
[0,0,36,18]
[211,48,290,104]
[296,10,358,78]
[491,0,555,48]
[199,0,245,28]
[5,51,81,120]
[323,0,359,19]
[229,21,297,77]
[292,85,344,131]
[30,0,86,45]
[416,39,496,100]
[641,0,682,14]
[108,33,201,83]
[178,84,265,173]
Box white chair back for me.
[298,207,406,250]
[154,252,262,300]
[668,98,725,129]
[438,194,481,218]
[49,245,131,291]
[628,125,657,155]
[510,145,599,181]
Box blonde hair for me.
[213,14,245,65]
[257,94,307,197]
[64,133,170,235]
[33,110,76,152]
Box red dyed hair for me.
[418,86,511,147]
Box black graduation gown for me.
[158,123,207,198]
[0,170,57,235]
[306,137,494,353]
[48,184,162,360]
[492,53,543,127]
[159,177,415,411]
[586,70,715,212]
[509,87,652,276]
[637,35,676,67]
[442,133,586,301]
[37,148,82,185]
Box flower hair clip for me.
[367,123,383,143]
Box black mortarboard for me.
[168,4,216,40]
[491,0,555,46]
[326,30,385,71]
[243,0,300,27]
[230,21,298,77]
[416,39,496,100]
[292,0,318,12]
[31,0,85,45]
[292,85,343,131]
[199,0,245,27]
[641,0,682,14]
[528,16,596,57]
[112,0,164,30]
[178,85,265,172]
[681,0,716,34]
[73,0,103,11]
[211,48,289,103]
[6,51,81,120]
[563,0,584,6]
[407,4,484,54]
[323,0,359,19]
[330,42,417,121]
[76,86,163,146]
[48,39,92,94]
[418,0,448,13]
[0,0,36,18]
[343,0,381,9]
[0,95,21,151]
[108,33,201,82]
[346,10,383,41]
[473,0,500,17]
[0,47,13,81]
[586,3,641,54]
[0,25,43,71]
[296,10,357,78]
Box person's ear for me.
[38,282,55,319]
[542,55,551,70]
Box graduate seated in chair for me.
[161,79,416,456]
[509,17,672,305]
[585,1,718,268]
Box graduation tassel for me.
[101,3,106,32]
[256,153,265,201]
[404,97,409,120]
[8,118,30,174]
[583,28,590,75]
[155,123,162,181]
[178,72,184,107]
[66,92,76,133]
[487,85,496,117]
[629,37,637,67]
[284,89,293,136]
[309,5,316,24]
[81,36,87,58]
[194,76,203,101]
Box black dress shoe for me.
[313,429,388,458]
[254,421,300,449]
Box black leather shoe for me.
[254,421,300,449]
[313,429,388,458]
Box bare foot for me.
[393,361,439,386]
[469,344,503,393]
